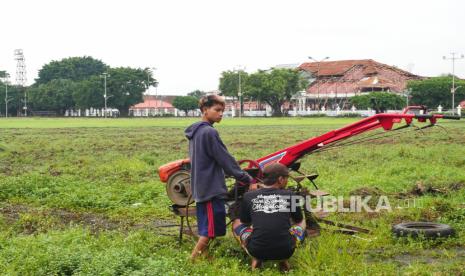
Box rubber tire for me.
[392,222,455,239]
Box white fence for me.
[63,108,409,118]
[65,108,120,117]
[288,110,377,117]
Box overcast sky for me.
[1,0,464,95]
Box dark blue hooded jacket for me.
[185,121,251,202]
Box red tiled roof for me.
[299,59,416,77]
[143,95,177,104]
[301,59,423,95]
[130,95,179,109]
[356,76,395,88]
[131,99,174,109]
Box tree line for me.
[173,68,308,116]
[2,59,463,117]
[173,72,465,116]
[0,56,156,116]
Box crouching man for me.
[232,163,306,272]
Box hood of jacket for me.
[184,121,211,140]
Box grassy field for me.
[0,117,464,275]
[0,117,357,128]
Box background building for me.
[129,95,177,116]
[298,59,423,110]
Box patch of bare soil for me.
[366,247,465,267]
[395,181,465,198]
[349,187,383,197]
[0,204,179,235]
[349,186,384,209]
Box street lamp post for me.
[145,67,158,114]
[101,73,110,118]
[235,66,245,118]
[3,74,11,118]
[5,82,11,118]
[238,70,242,118]
[146,67,156,94]
[404,88,412,107]
[22,90,27,117]
[308,56,329,109]
[443,53,464,113]
[4,79,7,117]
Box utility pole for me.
[3,73,12,118]
[5,76,11,118]
[146,67,156,94]
[235,66,245,118]
[101,73,110,118]
[308,56,329,109]
[443,53,464,113]
[5,81,7,118]
[238,70,242,118]
[404,88,412,107]
[149,67,158,113]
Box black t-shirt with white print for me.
[240,187,303,260]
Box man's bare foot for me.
[251,258,262,270]
[279,260,290,272]
[190,236,211,261]
[189,249,206,263]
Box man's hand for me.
[249,183,259,191]
[289,225,305,244]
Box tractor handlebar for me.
[441,115,461,120]
[415,114,460,120]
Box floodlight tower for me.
[14,49,27,116]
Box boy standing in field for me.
[185,95,252,260]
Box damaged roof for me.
[299,59,418,77]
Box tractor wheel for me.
[392,222,455,238]
[166,170,194,206]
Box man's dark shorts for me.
[246,239,296,261]
[196,197,226,237]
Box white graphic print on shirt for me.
[251,194,289,213]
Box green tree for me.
[245,68,307,116]
[106,67,148,116]
[28,79,76,114]
[350,92,406,113]
[187,90,206,99]
[1,70,25,116]
[36,56,108,84]
[219,70,248,110]
[0,84,23,116]
[143,67,158,91]
[71,67,149,116]
[172,96,198,116]
[72,76,103,109]
[407,76,465,109]
[219,70,248,97]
